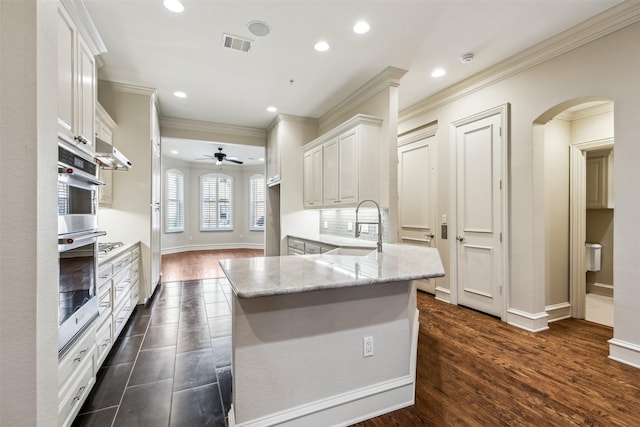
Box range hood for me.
[94,137,132,170]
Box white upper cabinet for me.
[303,145,323,208]
[302,115,382,209]
[96,103,116,206]
[57,3,99,155]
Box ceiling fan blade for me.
[195,157,215,160]
[225,158,244,164]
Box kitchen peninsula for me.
[220,244,444,426]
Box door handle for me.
[424,233,435,238]
[456,236,465,242]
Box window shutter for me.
[200,173,233,230]
[166,170,184,232]
[249,175,265,230]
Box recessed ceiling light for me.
[431,68,446,78]
[163,0,184,13]
[353,21,370,34]
[267,106,277,112]
[314,41,330,52]
[171,150,179,154]
[248,21,271,37]
[174,91,187,98]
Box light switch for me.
[347,222,353,231]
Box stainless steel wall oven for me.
[57,143,105,354]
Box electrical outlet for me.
[363,336,373,357]
[324,221,328,229]
[347,222,353,231]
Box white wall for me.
[161,157,265,253]
[0,1,59,424]
[399,19,640,366]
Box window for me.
[201,173,233,230]
[166,169,184,233]
[249,174,265,231]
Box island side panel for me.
[231,281,416,425]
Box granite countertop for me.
[220,244,445,298]
[287,233,378,249]
[97,241,139,264]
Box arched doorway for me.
[533,97,614,326]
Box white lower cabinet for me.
[58,243,140,427]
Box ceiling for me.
[84,0,622,163]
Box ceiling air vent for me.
[222,33,252,52]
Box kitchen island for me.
[220,244,444,426]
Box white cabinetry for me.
[58,244,140,427]
[302,115,382,209]
[303,145,323,207]
[586,149,614,209]
[57,4,97,155]
[287,236,336,255]
[266,121,281,186]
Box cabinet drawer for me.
[112,254,132,275]
[58,325,96,389]
[98,290,112,318]
[288,238,305,251]
[113,289,133,337]
[97,263,112,289]
[130,246,140,261]
[288,247,304,256]
[305,243,321,254]
[113,266,132,309]
[95,318,113,366]
[320,245,337,253]
[58,350,95,427]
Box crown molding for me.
[555,101,613,121]
[267,114,318,133]
[99,80,158,97]
[400,0,640,123]
[60,0,107,56]
[320,66,407,128]
[161,117,266,139]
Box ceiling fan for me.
[197,147,244,164]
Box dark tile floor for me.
[72,278,233,427]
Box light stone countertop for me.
[220,244,445,298]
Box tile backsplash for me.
[319,208,389,243]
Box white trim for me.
[399,1,640,122]
[161,243,264,255]
[506,308,549,332]
[229,375,414,427]
[608,338,640,369]
[60,0,107,56]
[98,80,157,96]
[161,116,266,140]
[546,302,572,323]
[320,67,407,131]
[435,286,451,303]
[569,138,614,319]
[303,114,383,150]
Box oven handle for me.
[58,231,106,246]
[58,167,106,186]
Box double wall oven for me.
[58,143,105,354]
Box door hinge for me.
[500,232,502,242]
[499,285,502,295]
[499,127,502,137]
[499,180,502,190]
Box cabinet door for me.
[303,146,323,207]
[76,36,96,154]
[338,129,358,204]
[323,138,339,205]
[57,7,76,143]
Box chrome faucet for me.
[355,199,383,252]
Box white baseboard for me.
[608,338,640,369]
[507,308,549,332]
[161,243,264,255]
[229,376,415,427]
[546,302,572,323]
[435,286,451,303]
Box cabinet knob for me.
[456,236,465,242]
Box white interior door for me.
[398,130,437,293]
[455,111,504,317]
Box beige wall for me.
[0,1,59,424]
[399,19,640,361]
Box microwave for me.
[58,144,104,236]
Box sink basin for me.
[325,247,376,256]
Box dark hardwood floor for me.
[355,295,640,426]
[161,249,264,282]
